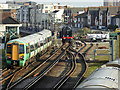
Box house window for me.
[78,24,80,27]
[108,19,110,23]
[75,18,77,22]
[75,24,77,27]
[51,6,53,9]
[45,6,48,9]
[56,6,58,9]
[78,18,80,22]
[88,19,90,22]
[45,10,48,13]
[81,18,83,22]
[108,12,110,16]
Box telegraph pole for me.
[54,23,58,47]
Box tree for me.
[108,24,118,31]
[78,27,90,37]
[83,28,90,35]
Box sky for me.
[0,0,104,7]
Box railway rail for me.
[53,41,93,89]
[2,40,93,90]
[7,43,70,90]
[0,67,22,86]
[28,47,72,89]
[1,45,61,89]
[28,41,85,89]
[1,68,8,73]
[53,50,76,89]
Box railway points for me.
[7,43,69,89]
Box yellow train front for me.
[6,42,25,66]
[62,25,73,43]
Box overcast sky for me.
[0,0,104,7]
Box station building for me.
[0,12,22,44]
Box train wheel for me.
[24,60,28,66]
[36,54,40,61]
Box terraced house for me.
[72,6,120,29]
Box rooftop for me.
[0,16,20,24]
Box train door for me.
[35,41,38,56]
[38,39,41,53]
[26,44,30,60]
[12,44,18,60]
[30,43,34,58]
[40,38,44,51]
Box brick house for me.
[75,12,87,28]
[87,7,99,27]
[63,7,87,27]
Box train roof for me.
[106,59,120,67]
[76,59,120,89]
[7,29,51,44]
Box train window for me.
[47,37,49,42]
[37,43,39,48]
[45,38,47,44]
[7,44,12,54]
[35,43,38,49]
[40,43,43,46]
[43,40,45,44]
[38,42,40,47]
[49,36,52,41]
[19,45,24,54]
[49,37,50,42]
[49,37,51,42]
[26,46,29,53]
[30,45,34,52]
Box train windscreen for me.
[19,45,24,54]
[7,44,12,54]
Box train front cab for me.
[6,42,25,67]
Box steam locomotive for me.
[61,25,73,43]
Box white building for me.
[38,3,72,14]
[0,4,8,9]
[52,9,64,23]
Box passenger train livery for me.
[6,29,52,67]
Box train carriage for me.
[76,59,120,89]
[6,29,52,67]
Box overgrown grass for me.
[92,55,110,61]
[84,62,106,78]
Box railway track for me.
[53,50,76,89]
[53,41,93,89]
[1,68,8,73]
[0,67,22,86]
[1,45,61,89]
[1,61,37,90]
[1,49,49,85]
[7,43,70,90]
[2,41,93,90]
[28,47,72,89]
